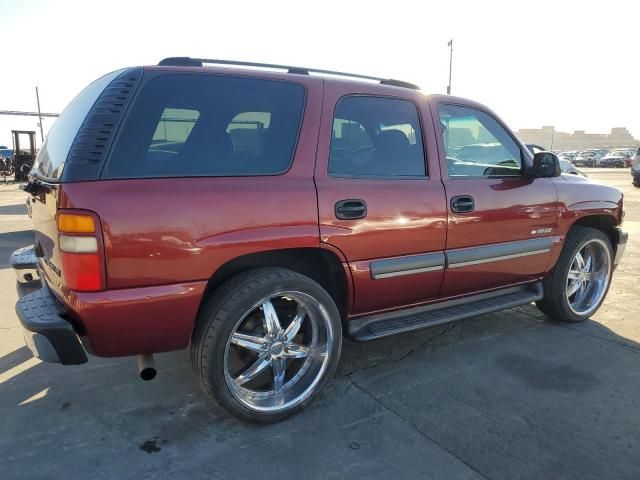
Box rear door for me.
[315,84,447,315]
[434,101,558,297]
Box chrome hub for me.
[269,341,285,357]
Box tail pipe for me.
[137,354,157,381]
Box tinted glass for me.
[106,75,305,178]
[438,104,522,178]
[226,111,271,158]
[329,96,425,177]
[32,69,125,180]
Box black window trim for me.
[437,101,533,181]
[328,93,430,180]
[100,71,309,180]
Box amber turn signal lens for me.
[57,213,96,233]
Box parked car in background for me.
[558,151,577,163]
[11,58,628,422]
[599,152,628,168]
[632,147,640,187]
[560,159,587,176]
[0,145,12,160]
[606,149,636,167]
[573,150,603,167]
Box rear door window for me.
[105,75,305,178]
[329,96,426,177]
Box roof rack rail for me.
[157,57,420,90]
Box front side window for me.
[329,96,426,177]
[105,75,305,178]
[438,104,522,178]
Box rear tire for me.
[536,226,613,322]
[191,267,342,423]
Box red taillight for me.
[56,211,105,292]
[60,252,103,291]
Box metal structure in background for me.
[0,110,59,117]
[11,130,36,182]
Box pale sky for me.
[1,0,638,148]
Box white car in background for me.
[560,159,587,177]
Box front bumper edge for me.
[613,227,628,268]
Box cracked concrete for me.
[1,169,639,479]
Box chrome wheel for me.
[566,239,611,316]
[223,291,334,413]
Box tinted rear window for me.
[32,69,124,180]
[105,74,306,178]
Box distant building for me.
[516,126,638,151]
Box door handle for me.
[451,195,475,213]
[335,199,367,220]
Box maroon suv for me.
[13,57,627,422]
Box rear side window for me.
[105,75,305,178]
[329,96,426,178]
[32,69,125,180]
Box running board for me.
[347,282,543,341]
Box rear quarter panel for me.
[59,175,321,289]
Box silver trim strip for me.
[372,265,444,279]
[447,248,551,269]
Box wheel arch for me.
[570,213,618,249]
[199,247,352,324]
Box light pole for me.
[447,39,453,95]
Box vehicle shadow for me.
[0,230,35,269]
[1,304,640,479]
[0,204,27,216]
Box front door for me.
[434,102,558,297]
[315,88,447,315]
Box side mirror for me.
[529,152,561,178]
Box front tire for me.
[536,226,613,322]
[191,268,342,423]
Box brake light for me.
[57,211,104,292]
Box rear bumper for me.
[614,227,628,267]
[10,245,40,284]
[16,284,88,365]
[12,245,207,358]
[12,245,87,364]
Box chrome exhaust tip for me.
[137,354,157,381]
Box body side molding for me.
[370,252,445,279]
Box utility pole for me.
[35,86,44,143]
[447,39,453,95]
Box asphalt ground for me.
[1,168,638,479]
